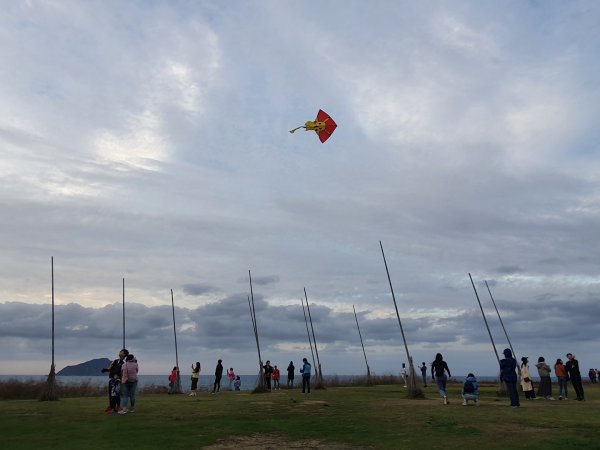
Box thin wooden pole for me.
[122,278,125,350]
[249,270,265,389]
[468,274,501,365]
[379,241,417,393]
[485,281,516,357]
[301,297,317,380]
[304,288,323,382]
[353,305,371,381]
[51,256,55,368]
[171,289,181,393]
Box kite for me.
[290,109,337,143]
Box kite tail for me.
[289,126,305,134]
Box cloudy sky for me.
[1,0,599,377]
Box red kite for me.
[290,109,337,143]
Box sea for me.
[0,374,504,392]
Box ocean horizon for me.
[0,374,517,392]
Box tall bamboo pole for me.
[171,289,182,393]
[353,305,371,382]
[122,278,125,350]
[485,281,516,357]
[468,274,501,364]
[301,297,317,381]
[41,256,58,401]
[379,241,417,394]
[304,288,323,383]
[248,270,265,389]
[468,274,505,394]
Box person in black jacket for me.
[212,359,223,393]
[101,348,128,412]
[431,353,452,404]
[287,361,295,388]
[500,348,520,408]
[565,353,585,401]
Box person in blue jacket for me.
[300,358,311,394]
[462,373,479,406]
[500,348,520,408]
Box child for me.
[272,365,281,390]
[234,375,241,391]
[462,373,479,406]
[227,367,235,390]
[109,373,121,414]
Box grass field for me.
[1,382,599,449]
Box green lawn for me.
[2,383,599,449]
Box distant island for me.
[57,358,111,376]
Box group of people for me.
[102,348,139,415]
[419,350,589,408]
[166,357,314,395]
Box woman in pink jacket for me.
[119,354,139,414]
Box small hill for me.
[57,358,111,376]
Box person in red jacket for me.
[272,365,281,390]
[168,366,179,394]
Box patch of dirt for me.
[203,433,369,449]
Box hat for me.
[521,356,528,362]
[503,348,512,356]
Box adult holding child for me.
[101,348,128,413]
[431,353,452,405]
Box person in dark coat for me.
[565,353,585,401]
[287,361,295,388]
[500,348,520,408]
[212,359,223,393]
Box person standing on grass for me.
[300,358,311,394]
[431,353,452,404]
[554,358,568,400]
[119,354,139,414]
[168,366,178,394]
[101,348,128,412]
[212,359,223,394]
[535,356,554,400]
[263,360,274,391]
[190,362,200,396]
[500,348,520,408]
[227,367,235,390]
[108,372,121,414]
[565,353,585,401]
[234,376,241,391]
[520,357,536,400]
[272,365,281,390]
[420,362,428,387]
[287,361,295,388]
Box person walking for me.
[420,362,428,387]
[212,359,223,393]
[300,358,311,394]
[520,357,536,400]
[554,358,569,400]
[119,353,139,414]
[500,348,520,408]
[431,353,452,404]
[535,357,554,400]
[287,361,295,388]
[565,353,585,401]
[190,362,200,396]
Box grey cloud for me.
[182,283,219,296]
[493,266,525,275]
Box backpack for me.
[464,380,475,393]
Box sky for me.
[1,0,599,377]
